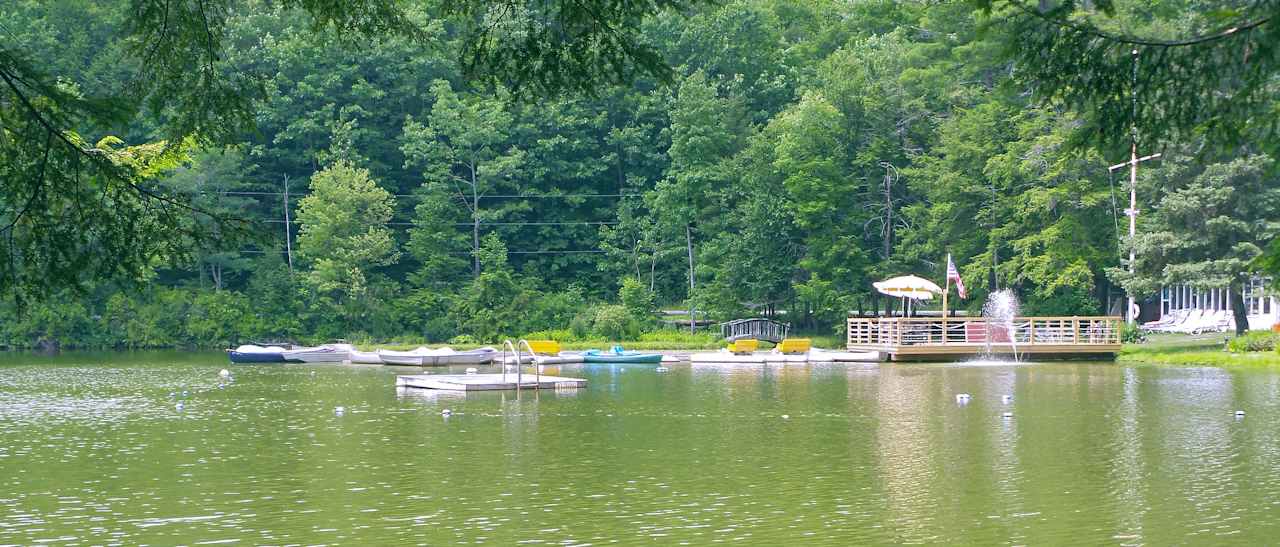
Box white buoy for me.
[956,393,971,403]
[1002,395,1013,404]
[1235,410,1245,417]
[169,391,176,398]
[334,406,345,415]
[1002,412,1013,419]
[781,414,790,420]
[175,402,184,410]
[465,367,478,375]
[181,390,189,397]
[441,408,453,416]
[219,369,231,378]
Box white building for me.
[1157,277,1278,330]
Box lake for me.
[1,352,1278,544]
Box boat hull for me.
[348,351,383,364]
[582,352,663,364]
[227,351,285,363]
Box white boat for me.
[348,350,383,364]
[377,347,500,366]
[501,352,586,365]
[282,343,353,363]
[377,347,436,366]
[434,347,499,365]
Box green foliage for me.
[11,0,1273,350]
[588,304,643,340]
[187,291,253,347]
[1118,322,1144,345]
[619,277,656,322]
[296,160,400,327]
[1228,331,1280,353]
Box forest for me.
[1,0,1277,348]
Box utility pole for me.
[1108,49,1161,324]
[283,174,294,274]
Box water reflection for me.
[0,354,1278,544]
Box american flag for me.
[947,254,967,299]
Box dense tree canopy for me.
[2,0,1276,347]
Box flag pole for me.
[943,254,951,319]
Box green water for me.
[2,352,1278,544]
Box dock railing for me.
[846,316,1122,349]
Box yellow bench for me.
[776,338,811,354]
[525,340,561,355]
[727,339,759,354]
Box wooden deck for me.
[396,373,587,391]
[846,316,1122,361]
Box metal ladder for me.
[499,339,541,390]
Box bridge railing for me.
[720,318,791,343]
[846,316,1122,348]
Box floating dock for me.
[689,350,881,364]
[396,373,587,391]
[846,316,1122,361]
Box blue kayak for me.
[581,348,663,364]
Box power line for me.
[218,191,641,199]
[258,219,617,226]
[232,249,606,255]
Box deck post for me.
[1073,318,1080,344]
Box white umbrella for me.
[873,275,943,300]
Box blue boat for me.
[227,345,287,363]
[581,347,663,364]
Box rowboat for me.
[377,347,435,366]
[581,348,663,364]
[282,344,353,363]
[227,344,287,363]
[378,347,499,366]
[348,350,383,364]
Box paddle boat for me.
[581,346,663,364]
[226,344,288,363]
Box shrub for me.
[591,304,640,340]
[619,277,656,324]
[1119,322,1145,344]
[1228,331,1279,353]
[448,334,479,345]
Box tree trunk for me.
[686,224,696,334]
[1230,278,1250,335]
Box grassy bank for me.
[1120,333,1280,367]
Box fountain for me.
[981,289,1021,362]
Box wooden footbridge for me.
[720,318,790,343]
[846,316,1122,361]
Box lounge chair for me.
[1153,309,1202,333]
[1142,309,1188,331]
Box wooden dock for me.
[396,373,587,391]
[846,316,1122,361]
